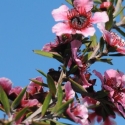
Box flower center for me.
[71,15,87,29]
[67,8,91,30]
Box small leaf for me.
[55,99,73,116]
[90,34,97,48]
[0,86,10,116]
[36,69,47,77]
[53,84,63,113]
[15,107,28,121]
[94,0,101,3]
[33,50,64,63]
[69,65,78,74]
[47,74,56,96]
[105,6,114,30]
[95,58,113,65]
[100,37,105,53]
[41,92,52,117]
[68,78,89,95]
[29,79,42,85]
[11,87,27,110]
[84,52,93,62]
[65,0,73,5]
[94,90,108,99]
[109,53,125,56]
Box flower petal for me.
[52,22,73,36]
[74,0,93,12]
[52,5,69,21]
[76,27,95,37]
[91,12,109,24]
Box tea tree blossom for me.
[52,0,109,37]
[97,23,125,54]
[93,69,125,117]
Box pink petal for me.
[64,81,75,100]
[74,0,93,12]
[101,117,116,125]
[9,86,23,96]
[21,99,39,107]
[76,27,95,37]
[52,22,73,36]
[93,70,104,84]
[91,12,109,24]
[104,69,120,79]
[52,5,69,21]
[0,77,12,94]
[117,47,125,55]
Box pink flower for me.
[64,81,75,100]
[27,77,43,95]
[0,77,12,95]
[9,86,23,100]
[21,99,39,108]
[93,69,125,117]
[100,2,114,11]
[66,103,89,125]
[52,0,109,37]
[97,23,125,54]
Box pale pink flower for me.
[64,81,75,100]
[21,99,39,108]
[93,69,125,117]
[0,77,12,94]
[98,23,125,54]
[27,77,43,95]
[66,103,89,125]
[100,2,114,11]
[52,0,109,37]
[71,40,91,88]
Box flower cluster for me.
[0,0,125,125]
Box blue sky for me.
[0,0,125,124]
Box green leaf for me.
[100,37,105,53]
[0,86,10,116]
[68,78,89,95]
[55,99,73,116]
[84,52,93,62]
[65,0,73,5]
[41,92,52,117]
[94,90,108,99]
[109,53,125,56]
[29,79,42,85]
[69,65,78,74]
[90,34,97,48]
[11,87,27,110]
[47,74,56,96]
[94,0,101,4]
[37,69,47,77]
[15,107,28,121]
[95,58,113,65]
[34,50,64,63]
[105,6,114,30]
[50,120,68,125]
[53,84,63,113]
[114,6,125,18]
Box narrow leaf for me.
[15,107,28,121]
[11,87,27,110]
[96,58,113,65]
[109,53,125,56]
[37,69,47,77]
[33,50,63,63]
[90,34,97,48]
[41,92,52,117]
[32,121,50,125]
[65,0,73,5]
[0,86,10,116]
[29,79,42,85]
[55,99,73,115]
[47,74,56,96]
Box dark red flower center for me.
[67,8,91,30]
